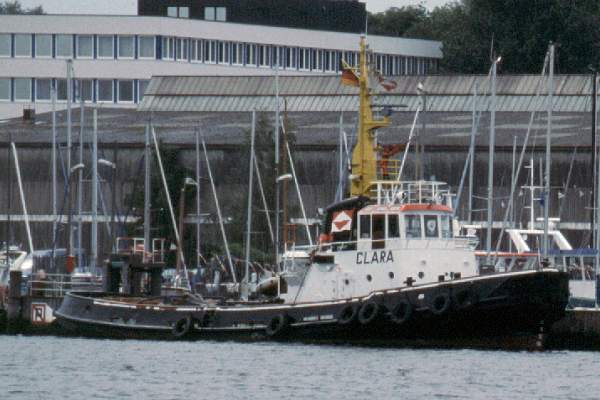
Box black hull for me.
[56,270,569,349]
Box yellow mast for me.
[350,36,391,197]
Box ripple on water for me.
[2,337,600,400]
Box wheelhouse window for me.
[56,35,73,58]
[179,7,189,18]
[388,214,400,238]
[441,215,452,238]
[0,78,11,101]
[14,34,32,57]
[35,34,52,58]
[424,215,439,238]
[372,214,385,249]
[359,215,371,239]
[405,215,422,238]
[0,34,10,57]
[97,35,114,59]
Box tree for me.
[368,0,600,74]
[0,1,44,14]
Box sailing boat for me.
[56,37,569,348]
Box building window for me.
[231,42,242,65]
[0,34,10,57]
[161,37,174,60]
[176,38,188,61]
[0,78,10,101]
[118,80,134,103]
[77,79,93,102]
[299,48,310,71]
[35,34,52,58]
[168,6,188,18]
[14,78,31,101]
[244,43,256,66]
[56,35,73,58]
[97,35,114,59]
[204,40,216,63]
[55,79,69,101]
[118,36,135,59]
[14,34,32,57]
[35,79,52,101]
[138,79,150,100]
[218,42,229,64]
[97,79,114,102]
[216,7,226,21]
[77,35,93,59]
[138,36,155,59]
[204,7,215,20]
[258,45,269,67]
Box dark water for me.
[1,336,599,400]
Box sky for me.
[15,0,451,14]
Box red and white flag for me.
[331,210,354,233]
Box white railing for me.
[27,273,103,297]
[370,180,452,206]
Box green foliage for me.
[368,0,600,74]
[125,142,194,267]
[0,1,44,14]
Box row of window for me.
[0,78,149,103]
[359,213,452,240]
[0,33,438,75]
[0,34,155,60]
[166,6,227,21]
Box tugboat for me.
[56,37,569,348]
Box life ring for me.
[337,304,357,325]
[430,292,451,315]
[453,289,478,310]
[172,315,192,338]
[265,314,289,337]
[390,299,413,325]
[358,301,380,325]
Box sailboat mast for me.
[91,108,98,273]
[543,44,554,260]
[143,123,152,261]
[243,111,256,300]
[486,59,498,263]
[195,129,201,268]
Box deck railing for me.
[27,273,103,297]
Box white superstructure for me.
[282,181,479,304]
[0,14,442,119]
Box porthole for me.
[418,271,425,279]
[366,274,372,282]
[388,272,394,279]
[344,279,350,285]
